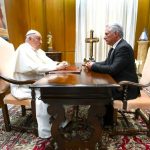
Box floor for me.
[0,104,13,115]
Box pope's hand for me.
[56,61,69,70]
[61,61,69,66]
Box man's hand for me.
[85,61,95,70]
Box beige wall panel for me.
[5,0,30,48]
[45,0,65,52]
[148,2,150,40]
[134,0,150,57]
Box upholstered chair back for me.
[0,37,15,94]
[0,38,36,133]
[0,37,15,77]
[140,47,150,93]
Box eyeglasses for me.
[33,36,42,41]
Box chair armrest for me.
[118,81,150,88]
[118,81,150,110]
[0,75,36,85]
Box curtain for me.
[75,0,138,63]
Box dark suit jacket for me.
[91,39,140,100]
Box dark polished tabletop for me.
[31,66,119,88]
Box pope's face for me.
[31,35,42,50]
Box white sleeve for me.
[14,44,58,73]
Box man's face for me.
[104,27,118,46]
[30,35,42,50]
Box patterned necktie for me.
[109,48,114,59]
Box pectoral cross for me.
[85,30,99,61]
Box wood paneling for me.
[65,51,75,64]
[45,0,65,52]
[5,0,30,48]
[45,0,75,63]
[28,0,46,50]
[4,0,75,63]
[64,0,75,64]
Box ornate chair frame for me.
[113,81,150,136]
[0,75,36,133]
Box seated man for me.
[86,23,140,126]
[11,29,69,149]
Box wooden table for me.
[30,66,119,150]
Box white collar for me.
[112,38,122,49]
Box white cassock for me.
[11,42,58,138]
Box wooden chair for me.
[113,47,150,136]
[0,75,36,132]
[0,37,36,132]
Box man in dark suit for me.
[86,23,140,126]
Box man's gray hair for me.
[109,24,124,38]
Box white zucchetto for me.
[26,29,41,37]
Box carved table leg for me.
[46,104,65,150]
[45,104,107,150]
[88,104,107,150]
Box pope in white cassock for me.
[11,29,68,150]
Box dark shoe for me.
[33,137,51,150]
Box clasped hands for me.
[56,61,69,70]
[84,61,95,70]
